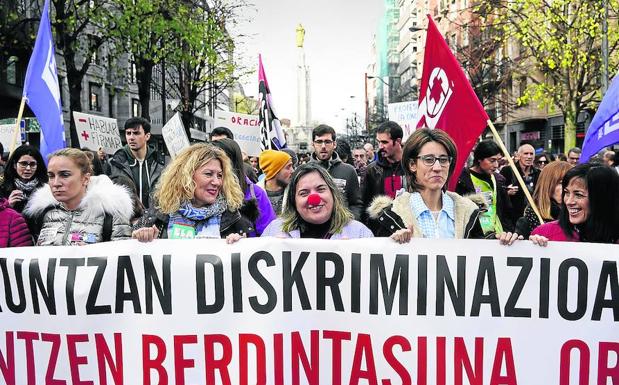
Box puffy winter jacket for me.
[0,198,32,247]
[23,176,133,246]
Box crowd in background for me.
[1,117,618,248]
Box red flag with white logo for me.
[417,15,489,190]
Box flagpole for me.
[11,97,27,153]
[487,119,545,226]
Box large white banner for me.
[161,112,190,159]
[214,110,262,156]
[73,112,122,155]
[388,101,419,141]
[1,238,618,385]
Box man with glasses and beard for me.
[309,124,363,220]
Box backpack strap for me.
[30,205,55,243]
[102,213,113,242]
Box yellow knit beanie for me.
[259,150,292,180]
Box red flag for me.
[417,15,489,190]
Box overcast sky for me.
[234,0,384,131]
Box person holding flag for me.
[415,13,545,226]
[415,15,488,191]
[18,0,65,158]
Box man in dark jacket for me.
[362,121,406,232]
[309,124,363,220]
[110,117,164,209]
[500,143,540,225]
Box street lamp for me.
[367,75,389,87]
[365,74,390,132]
[408,25,425,33]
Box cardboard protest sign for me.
[388,101,419,141]
[0,123,17,150]
[161,112,190,158]
[73,111,122,155]
[214,110,262,156]
[1,238,618,384]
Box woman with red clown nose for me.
[261,163,373,239]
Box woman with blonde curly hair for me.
[262,163,373,239]
[132,143,252,243]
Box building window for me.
[89,82,101,111]
[89,36,100,65]
[519,77,527,98]
[58,76,64,108]
[132,99,140,117]
[6,56,18,85]
[108,91,115,118]
[128,57,137,83]
[462,26,469,47]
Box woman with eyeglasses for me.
[369,129,520,244]
[0,145,48,213]
[530,163,619,245]
[456,139,514,234]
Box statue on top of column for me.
[296,24,305,48]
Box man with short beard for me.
[258,150,293,215]
[110,117,164,209]
[309,124,363,220]
[500,143,540,224]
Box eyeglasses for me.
[313,139,334,146]
[17,161,37,169]
[536,160,548,165]
[417,155,452,167]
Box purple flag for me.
[23,0,65,159]
[581,74,619,162]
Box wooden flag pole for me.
[487,119,545,226]
[11,97,27,153]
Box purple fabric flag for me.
[581,74,619,162]
[23,0,65,159]
[258,54,286,150]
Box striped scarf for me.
[167,196,227,239]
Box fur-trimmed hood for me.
[23,175,133,222]
[367,190,486,239]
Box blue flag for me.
[581,74,619,162]
[23,0,65,159]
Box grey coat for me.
[24,176,133,245]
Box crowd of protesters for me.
[1,117,618,248]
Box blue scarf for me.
[167,197,227,239]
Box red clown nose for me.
[307,194,321,206]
